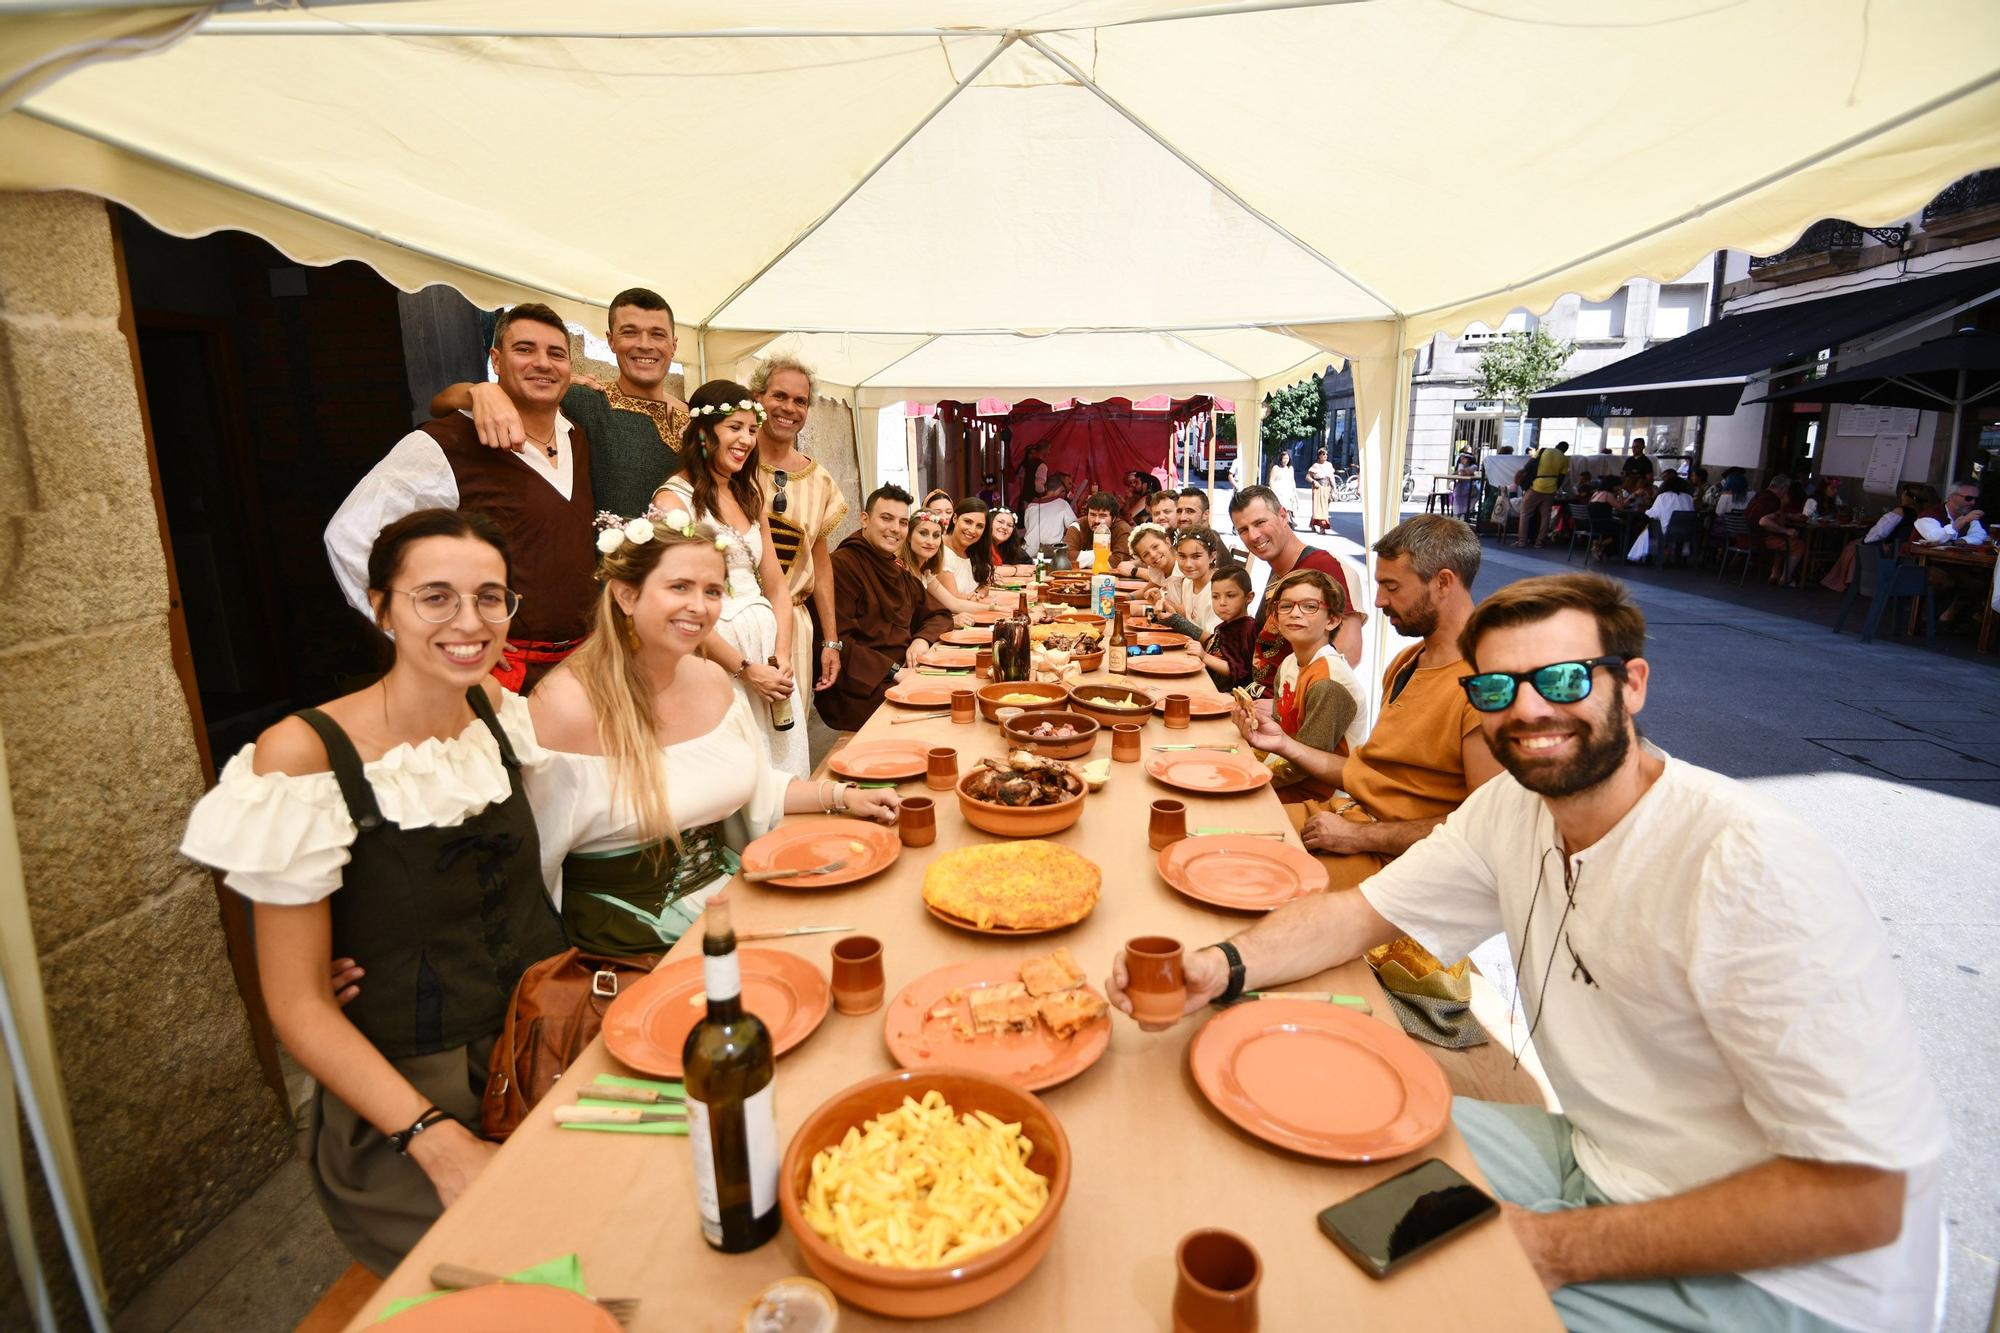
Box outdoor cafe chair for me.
[1833,539,1937,646]
[1565,502,1622,565]
[1713,513,1756,585]
[1651,509,1702,569]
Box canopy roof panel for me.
[3,0,1998,400]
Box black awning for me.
[1527,260,2000,419]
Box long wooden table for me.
[347,660,1560,1331]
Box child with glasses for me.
[1233,568,1368,799]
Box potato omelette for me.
[921,841,1100,931]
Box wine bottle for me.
[767,656,795,731]
[682,894,780,1252]
[1108,600,1128,674]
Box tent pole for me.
[1946,369,1965,483]
[1207,405,1217,497]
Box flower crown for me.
[593,508,735,557]
[688,398,765,422]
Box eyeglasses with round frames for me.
[392,584,521,624]
[1459,656,1627,713]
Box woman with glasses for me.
[181,509,567,1275]
[526,514,898,957]
[654,380,806,778]
[1230,568,1367,801]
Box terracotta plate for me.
[920,646,979,668]
[1189,1000,1451,1161]
[741,818,900,889]
[1114,578,1150,593]
[882,960,1110,1092]
[1145,752,1273,794]
[941,627,994,645]
[1134,630,1189,647]
[967,608,1008,625]
[1149,690,1231,718]
[884,680,961,708]
[1157,836,1321,911]
[604,949,829,1079]
[924,900,1085,937]
[828,740,931,781]
[379,1284,623,1332]
[1125,654,1204,677]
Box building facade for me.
[1405,261,1716,480]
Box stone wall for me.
[800,398,862,545]
[0,191,290,1320]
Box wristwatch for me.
[824,639,845,652]
[1208,940,1246,1006]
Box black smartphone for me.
[1316,1157,1499,1278]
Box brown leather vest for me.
[422,414,597,644]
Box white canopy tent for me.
[4,0,1998,552]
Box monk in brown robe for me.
[816,485,954,731]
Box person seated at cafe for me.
[1065,490,1135,570]
[1744,473,1806,586]
[1019,464,1077,561]
[818,485,956,730]
[1862,484,1930,546]
[1111,571,1946,1333]
[527,514,896,956]
[1801,476,1843,521]
[900,510,983,622]
[1912,479,1988,546]
[1713,469,1749,516]
[1235,569,1367,801]
[183,510,569,1275]
[1691,466,1716,514]
[984,507,1029,568]
[1195,565,1258,692]
[1623,471,1656,513]
[1626,472,1695,564]
[1233,516,1501,989]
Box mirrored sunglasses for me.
[1459,656,1626,713]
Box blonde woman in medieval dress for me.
[652,380,807,778]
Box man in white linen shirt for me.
[1912,481,1988,546]
[324,303,598,692]
[1107,571,1946,1333]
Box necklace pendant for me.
[545,444,558,459]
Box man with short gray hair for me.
[751,356,849,699]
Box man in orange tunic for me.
[1240,515,1502,978]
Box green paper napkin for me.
[379,1253,588,1320]
[564,1073,689,1135]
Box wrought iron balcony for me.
[1922,169,2000,228]
[1749,218,1907,275]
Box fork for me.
[429,1263,639,1326]
[743,857,848,883]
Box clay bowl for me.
[1001,709,1101,760]
[1069,682,1158,727]
[976,680,1070,723]
[1047,587,1092,608]
[781,1067,1072,1319]
[957,766,1087,837]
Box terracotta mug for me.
[898,795,936,848]
[1112,722,1144,763]
[1124,935,1186,1025]
[925,746,958,791]
[975,646,993,679]
[1148,798,1187,851]
[830,935,885,1016]
[1164,693,1192,730]
[1173,1229,1261,1333]
[950,689,977,725]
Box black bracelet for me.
[390,1105,454,1155]
[1209,940,1247,1006]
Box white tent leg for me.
[1350,324,1414,715]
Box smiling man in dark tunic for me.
[430,287,689,517]
[816,485,955,731]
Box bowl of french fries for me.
[780,1067,1072,1317]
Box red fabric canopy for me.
[935,396,1214,505]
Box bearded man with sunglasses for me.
[1111,571,1944,1333]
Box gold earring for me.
[623,612,641,653]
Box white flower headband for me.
[688,398,766,422]
[593,508,734,557]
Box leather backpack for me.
[481,947,661,1139]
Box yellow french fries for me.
[801,1089,1049,1268]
